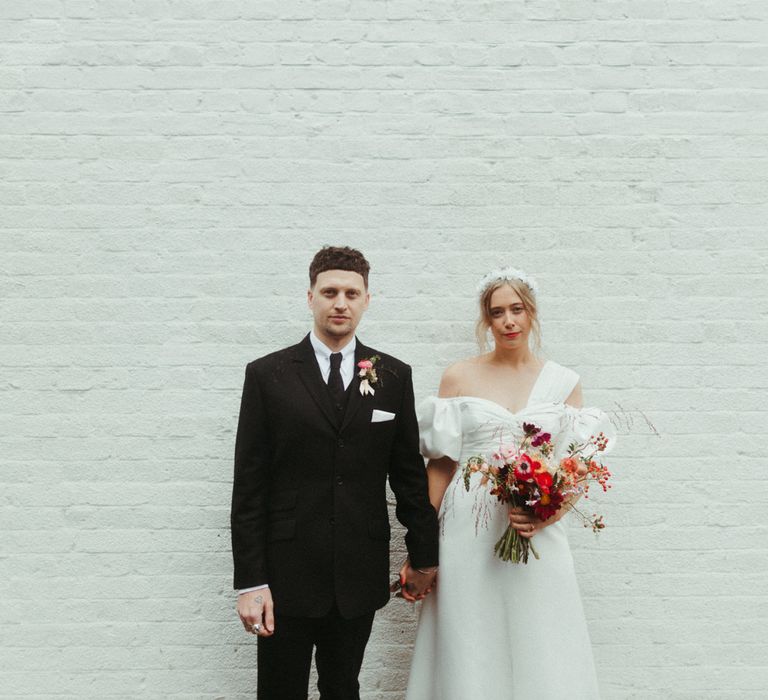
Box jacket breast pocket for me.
[369,413,397,438]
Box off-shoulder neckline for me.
[446,394,566,417]
[437,360,555,416]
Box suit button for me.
[337,439,345,448]
[336,476,343,486]
[329,517,335,525]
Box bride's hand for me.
[394,559,437,602]
[508,507,561,538]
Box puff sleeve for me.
[564,405,618,455]
[416,396,463,462]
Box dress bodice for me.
[417,361,616,463]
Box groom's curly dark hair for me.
[309,246,370,289]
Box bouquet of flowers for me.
[462,421,613,563]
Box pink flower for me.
[502,446,518,461]
[357,359,373,370]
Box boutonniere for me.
[357,355,381,396]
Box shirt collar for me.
[309,331,357,361]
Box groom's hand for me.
[399,561,438,602]
[237,588,275,637]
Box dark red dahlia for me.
[532,489,564,520]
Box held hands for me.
[391,560,438,602]
[237,588,275,637]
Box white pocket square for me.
[371,409,396,423]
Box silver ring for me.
[251,623,261,633]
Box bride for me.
[404,267,613,700]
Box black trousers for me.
[256,604,375,700]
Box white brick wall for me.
[2,2,767,698]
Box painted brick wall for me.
[2,2,767,698]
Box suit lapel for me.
[339,340,368,433]
[294,335,339,429]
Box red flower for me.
[513,454,538,482]
[533,468,553,494]
[531,432,551,447]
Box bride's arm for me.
[424,362,463,510]
[426,456,457,512]
[562,380,588,503]
[564,382,583,410]
[398,365,462,598]
[399,457,450,600]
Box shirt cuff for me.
[238,584,269,595]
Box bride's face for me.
[488,284,531,349]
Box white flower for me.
[476,266,538,296]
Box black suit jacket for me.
[231,335,439,619]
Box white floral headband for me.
[476,266,538,297]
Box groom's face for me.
[308,269,370,345]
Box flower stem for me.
[494,524,538,563]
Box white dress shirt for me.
[238,333,357,596]
[308,331,356,390]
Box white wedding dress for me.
[405,361,612,700]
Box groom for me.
[231,246,439,699]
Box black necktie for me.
[328,352,345,410]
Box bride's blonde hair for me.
[475,279,542,353]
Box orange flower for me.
[560,457,579,473]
